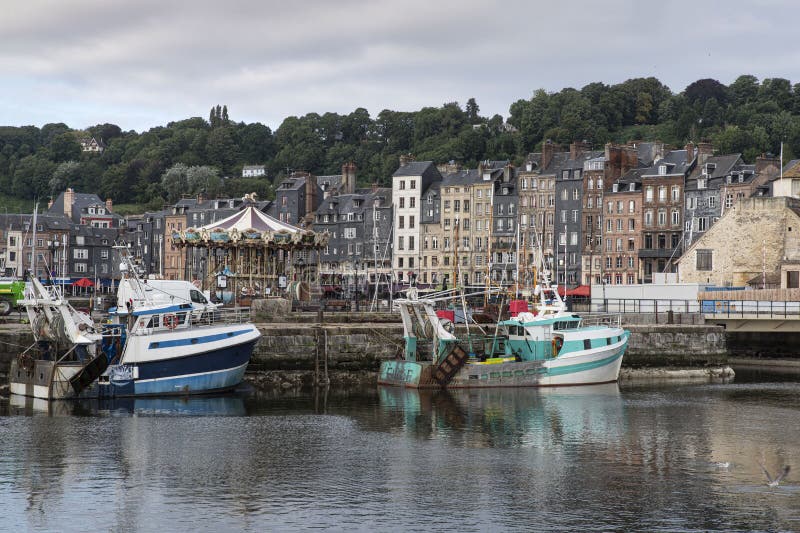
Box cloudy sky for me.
[2,0,798,132]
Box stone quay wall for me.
[0,319,728,383]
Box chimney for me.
[542,140,555,170]
[697,142,714,166]
[47,198,54,210]
[105,198,113,213]
[399,154,414,168]
[341,161,357,195]
[569,140,590,160]
[371,182,378,193]
[503,164,514,182]
[684,142,695,163]
[306,174,318,216]
[64,188,74,220]
[197,191,205,204]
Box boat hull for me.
[8,359,86,400]
[379,341,626,389]
[97,339,257,398]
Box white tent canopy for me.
[196,206,299,233]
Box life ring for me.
[551,336,563,356]
[163,313,179,330]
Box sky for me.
[2,0,799,133]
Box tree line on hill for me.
[1,74,799,210]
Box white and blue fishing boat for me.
[9,246,261,399]
[378,272,629,389]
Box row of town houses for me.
[2,140,799,294]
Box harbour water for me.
[1,369,799,532]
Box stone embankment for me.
[0,311,732,390]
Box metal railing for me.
[700,300,800,319]
[584,298,701,313]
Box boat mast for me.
[31,201,38,280]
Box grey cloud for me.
[1,0,799,131]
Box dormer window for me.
[612,184,619,193]
[698,178,707,190]
[704,163,716,175]
[658,165,667,175]
[629,183,636,192]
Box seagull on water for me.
[759,461,790,487]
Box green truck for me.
[0,278,25,315]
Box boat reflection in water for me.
[378,383,625,448]
[8,393,246,417]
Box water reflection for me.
[378,384,625,449]
[1,376,800,531]
[8,393,247,417]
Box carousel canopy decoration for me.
[171,206,328,249]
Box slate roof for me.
[441,169,482,186]
[393,161,436,177]
[641,149,695,177]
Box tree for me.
[160,163,189,203]
[465,98,480,124]
[684,78,728,106]
[222,105,229,124]
[49,132,81,163]
[49,161,82,196]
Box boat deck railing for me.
[576,313,623,328]
[190,307,252,327]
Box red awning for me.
[565,285,591,297]
[72,277,94,287]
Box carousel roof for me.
[197,206,299,233]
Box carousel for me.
[170,206,328,304]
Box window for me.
[616,219,623,231]
[671,186,680,202]
[399,180,405,190]
[671,210,680,226]
[628,238,635,251]
[696,249,713,271]
[573,188,579,200]
[570,232,578,245]
[444,200,451,210]
[74,249,88,260]
[629,218,636,231]
[645,211,653,227]
[454,200,460,212]
[344,228,356,239]
[410,197,415,208]
[398,216,404,229]
[725,194,734,209]
[410,180,416,189]
[76,263,87,273]
[698,217,708,232]
[688,197,696,209]
[409,216,415,229]
[463,200,470,212]
[409,236,414,250]
[399,197,405,209]
[658,186,667,202]
[100,250,109,259]
[709,196,716,209]
[658,210,667,226]
[398,236,404,250]
[645,186,654,202]
[629,200,635,213]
